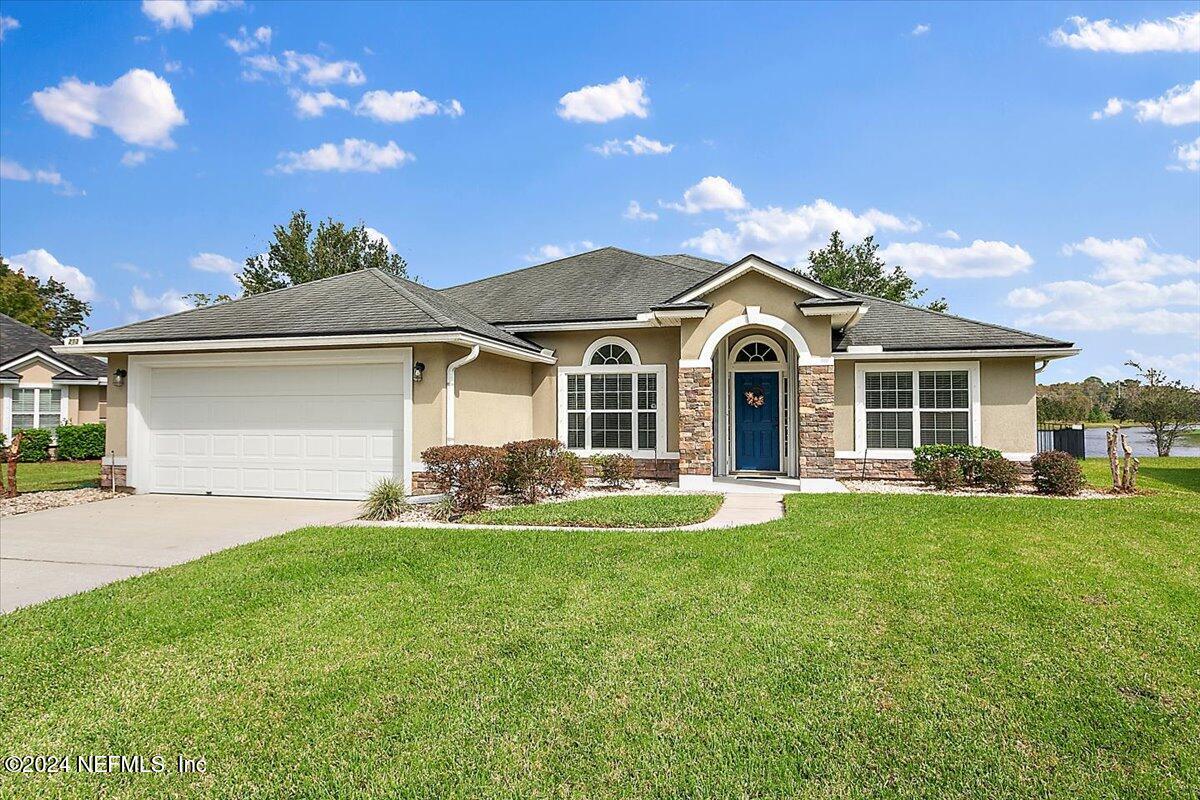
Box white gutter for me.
[444,345,480,445]
[56,331,556,364]
[832,347,1080,361]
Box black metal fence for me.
[1037,425,1086,458]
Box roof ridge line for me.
[844,290,1068,345]
[642,251,726,275]
[372,271,458,328]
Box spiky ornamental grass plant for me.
[360,479,408,520]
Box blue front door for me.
[734,371,780,471]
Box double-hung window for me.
[10,387,64,432]
[858,364,976,452]
[560,340,665,456]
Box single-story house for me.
[2,312,107,444]
[57,249,1078,498]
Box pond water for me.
[1081,426,1200,458]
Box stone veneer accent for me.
[678,366,714,477]
[795,364,835,478]
[100,463,128,489]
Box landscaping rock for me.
[1,488,128,517]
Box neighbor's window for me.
[863,369,971,449]
[11,387,63,432]
[561,342,662,454]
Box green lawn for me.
[9,459,101,492]
[1,465,1197,797]
[1081,455,1200,495]
[464,493,723,528]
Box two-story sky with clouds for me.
[1,1,1197,383]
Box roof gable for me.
[0,313,105,379]
[669,254,846,304]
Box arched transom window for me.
[735,341,779,362]
[590,343,633,365]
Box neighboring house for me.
[1,313,108,444]
[57,249,1078,499]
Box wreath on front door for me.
[743,386,766,408]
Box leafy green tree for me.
[182,292,234,308]
[1126,361,1200,456]
[236,210,408,295]
[800,232,948,312]
[0,256,92,338]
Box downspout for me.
[1035,359,1050,374]
[444,345,480,445]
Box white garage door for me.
[140,353,407,500]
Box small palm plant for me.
[360,479,409,520]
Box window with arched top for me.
[735,341,779,363]
[590,343,633,365]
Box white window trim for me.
[852,361,981,458]
[582,335,642,366]
[557,364,667,458]
[2,383,69,440]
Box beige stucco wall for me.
[104,355,128,457]
[453,349,534,446]
[410,343,449,459]
[529,327,682,451]
[76,385,107,423]
[14,360,60,385]
[832,357,1038,454]
[680,271,832,360]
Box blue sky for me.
[1,1,1197,384]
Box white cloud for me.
[131,286,192,317]
[1061,236,1199,281]
[879,239,1034,278]
[1174,137,1200,172]
[355,90,463,123]
[663,176,747,214]
[1093,81,1200,126]
[681,197,919,265]
[557,76,649,123]
[1,15,20,41]
[527,241,595,262]
[590,134,674,157]
[938,229,961,241]
[291,90,348,118]
[163,59,182,73]
[1123,349,1200,381]
[623,201,658,221]
[1010,278,1200,335]
[242,51,365,86]
[8,249,97,300]
[31,69,186,148]
[0,158,83,196]
[911,23,930,36]
[363,226,395,251]
[189,252,238,273]
[224,24,270,53]
[1049,11,1199,53]
[274,138,413,174]
[121,150,150,167]
[142,0,241,32]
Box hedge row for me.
[6,423,107,462]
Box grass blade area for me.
[462,493,723,528]
[0,459,1196,797]
[9,460,101,492]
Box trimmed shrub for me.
[360,479,408,520]
[421,444,503,516]
[922,456,965,491]
[979,457,1021,493]
[913,444,1001,486]
[500,438,563,503]
[1030,451,1084,496]
[591,453,635,488]
[55,423,107,460]
[14,428,52,463]
[548,451,586,497]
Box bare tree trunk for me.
[4,432,22,499]
[1119,433,1139,491]
[1107,426,1120,490]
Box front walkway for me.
[1,494,358,613]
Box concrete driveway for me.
[1,494,358,613]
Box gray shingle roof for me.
[1,313,106,379]
[84,269,540,352]
[441,247,724,324]
[832,292,1073,351]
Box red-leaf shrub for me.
[500,438,563,503]
[591,453,635,488]
[922,456,965,490]
[548,451,586,496]
[979,456,1021,493]
[1030,451,1084,496]
[421,445,503,515]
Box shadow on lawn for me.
[1137,465,1200,495]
